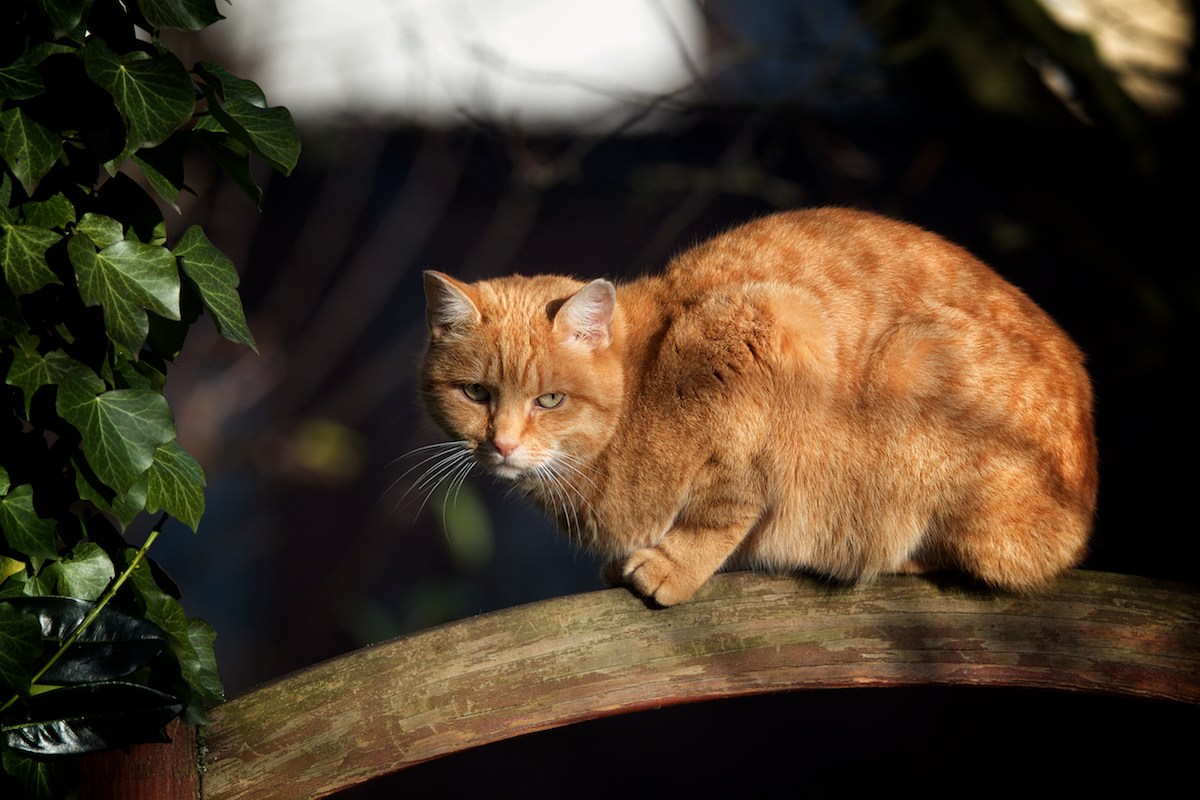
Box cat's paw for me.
[620,548,705,606]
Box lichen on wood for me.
[199,571,1199,800]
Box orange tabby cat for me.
[419,208,1096,605]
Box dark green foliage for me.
[0,1,299,796]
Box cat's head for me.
[420,271,624,484]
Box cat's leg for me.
[942,468,1091,592]
[612,495,761,606]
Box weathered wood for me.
[81,717,199,800]
[200,570,1199,800]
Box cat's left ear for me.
[554,279,616,350]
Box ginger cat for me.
[419,208,1097,605]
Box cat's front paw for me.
[619,547,705,606]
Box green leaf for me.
[135,0,225,32]
[5,333,82,417]
[130,131,190,210]
[73,454,148,529]
[0,484,59,562]
[145,442,206,532]
[174,225,256,349]
[75,212,125,249]
[0,50,46,102]
[4,596,167,684]
[68,234,181,355]
[192,126,262,205]
[0,222,63,296]
[20,193,75,230]
[195,62,301,176]
[0,171,12,222]
[0,107,62,195]
[0,282,23,339]
[28,0,88,37]
[126,552,204,703]
[55,370,177,495]
[0,600,42,696]
[186,618,223,702]
[1,749,80,800]
[83,37,194,164]
[2,681,183,756]
[56,544,116,602]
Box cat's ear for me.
[424,271,481,341]
[554,279,616,350]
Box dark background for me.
[142,1,1196,794]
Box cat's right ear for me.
[424,271,481,341]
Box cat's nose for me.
[493,438,519,459]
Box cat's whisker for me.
[390,441,477,519]
[384,441,472,499]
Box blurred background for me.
[140,0,1194,793]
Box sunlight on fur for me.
[414,208,1097,606]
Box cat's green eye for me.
[536,392,565,409]
[462,383,490,402]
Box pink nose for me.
[494,438,519,458]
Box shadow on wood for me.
[193,570,1198,800]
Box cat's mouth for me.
[474,447,530,482]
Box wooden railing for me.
[81,570,1200,799]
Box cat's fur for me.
[419,208,1097,605]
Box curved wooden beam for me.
[200,571,1199,800]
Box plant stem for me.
[0,513,170,714]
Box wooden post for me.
[194,570,1198,800]
[80,717,199,800]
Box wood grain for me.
[199,571,1199,800]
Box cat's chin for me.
[489,464,524,482]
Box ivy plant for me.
[0,1,299,796]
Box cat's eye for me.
[462,383,490,402]
[536,392,565,409]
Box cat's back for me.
[646,207,1095,510]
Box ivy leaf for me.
[5,333,82,417]
[192,126,262,206]
[186,618,223,702]
[20,193,75,230]
[75,212,125,250]
[0,282,24,339]
[1,749,80,800]
[83,37,194,165]
[4,596,167,684]
[56,370,176,496]
[0,107,62,195]
[73,454,148,529]
[68,234,181,356]
[0,484,59,562]
[56,543,116,602]
[0,600,42,696]
[0,222,63,296]
[145,442,205,532]
[174,225,256,349]
[28,0,88,38]
[0,50,46,102]
[126,553,203,702]
[2,681,183,756]
[135,0,225,32]
[130,131,190,211]
[194,62,301,176]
